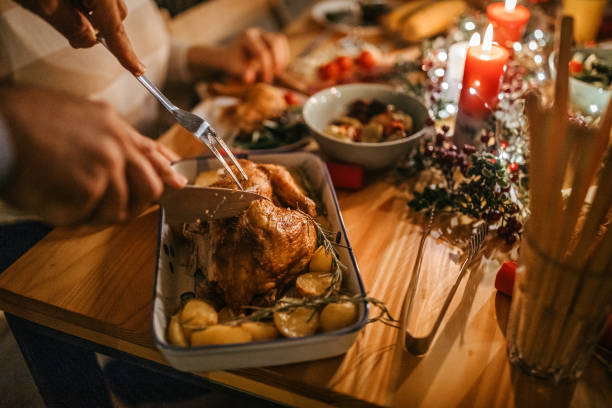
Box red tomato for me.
[495,261,517,296]
[385,120,405,135]
[356,50,376,69]
[569,60,583,74]
[318,61,340,80]
[283,91,299,106]
[335,55,354,72]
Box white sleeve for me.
[166,38,193,84]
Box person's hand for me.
[16,0,144,75]
[188,28,290,83]
[0,87,186,226]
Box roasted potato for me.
[180,299,218,338]
[309,246,334,273]
[320,301,358,332]
[274,304,320,338]
[217,307,237,324]
[190,325,253,346]
[296,271,339,298]
[167,313,188,347]
[194,169,223,186]
[241,321,279,341]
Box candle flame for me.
[482,24,494,53]
[505,0,517,12]
[469,33,481,47]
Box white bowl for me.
[549,47,612,116]
[303,83,430,169]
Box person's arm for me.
[14,0,144,75]
[0,87,186,226]
[172,28,290,84]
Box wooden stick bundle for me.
[508,15,612,378]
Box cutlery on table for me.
[400,217,488,355]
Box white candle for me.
[444,34,480,103]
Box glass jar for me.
[506,234,611,382]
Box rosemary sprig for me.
[241,294,399,329]
[236,214,399,328]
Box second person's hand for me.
[16,0,145,75]
[187,28,291,84]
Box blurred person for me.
[0,0,290,226]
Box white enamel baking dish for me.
[152,152,368,371]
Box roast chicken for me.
[186,160,317,312]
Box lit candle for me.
[458,25,509,120]
[487,0,531,48]
[444,33,481,103]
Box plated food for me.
[383,0,467,42]
[569,50,612,90]
[153,153,367,371]
[549,47,612,115]
[324,98,414,143]
[199,83,311,152]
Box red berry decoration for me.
[500,140,509,150]
[487,210,502,222]
[495,261,517,296]
[509,162,519,173]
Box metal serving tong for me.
[399,211,488,355]
[94,36,248,190]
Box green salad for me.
[570,51,612,89]
[233,107,309,150]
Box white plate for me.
[192,96,311,154]
[152,152,368,371]
[311,0,383,35]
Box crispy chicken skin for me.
[201,159,317,311]
[221,83,288,133]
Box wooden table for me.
[1,3,611,408]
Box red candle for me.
[458,25,509,119]
[487,0,530,48]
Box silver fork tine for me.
[202,130,245,191]
[90,34,250,191]
[207,131,249,181]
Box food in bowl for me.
[324,98,414,143]
[569,51,612,89]
[167,159,358,347]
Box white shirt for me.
[0,0,191,222]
